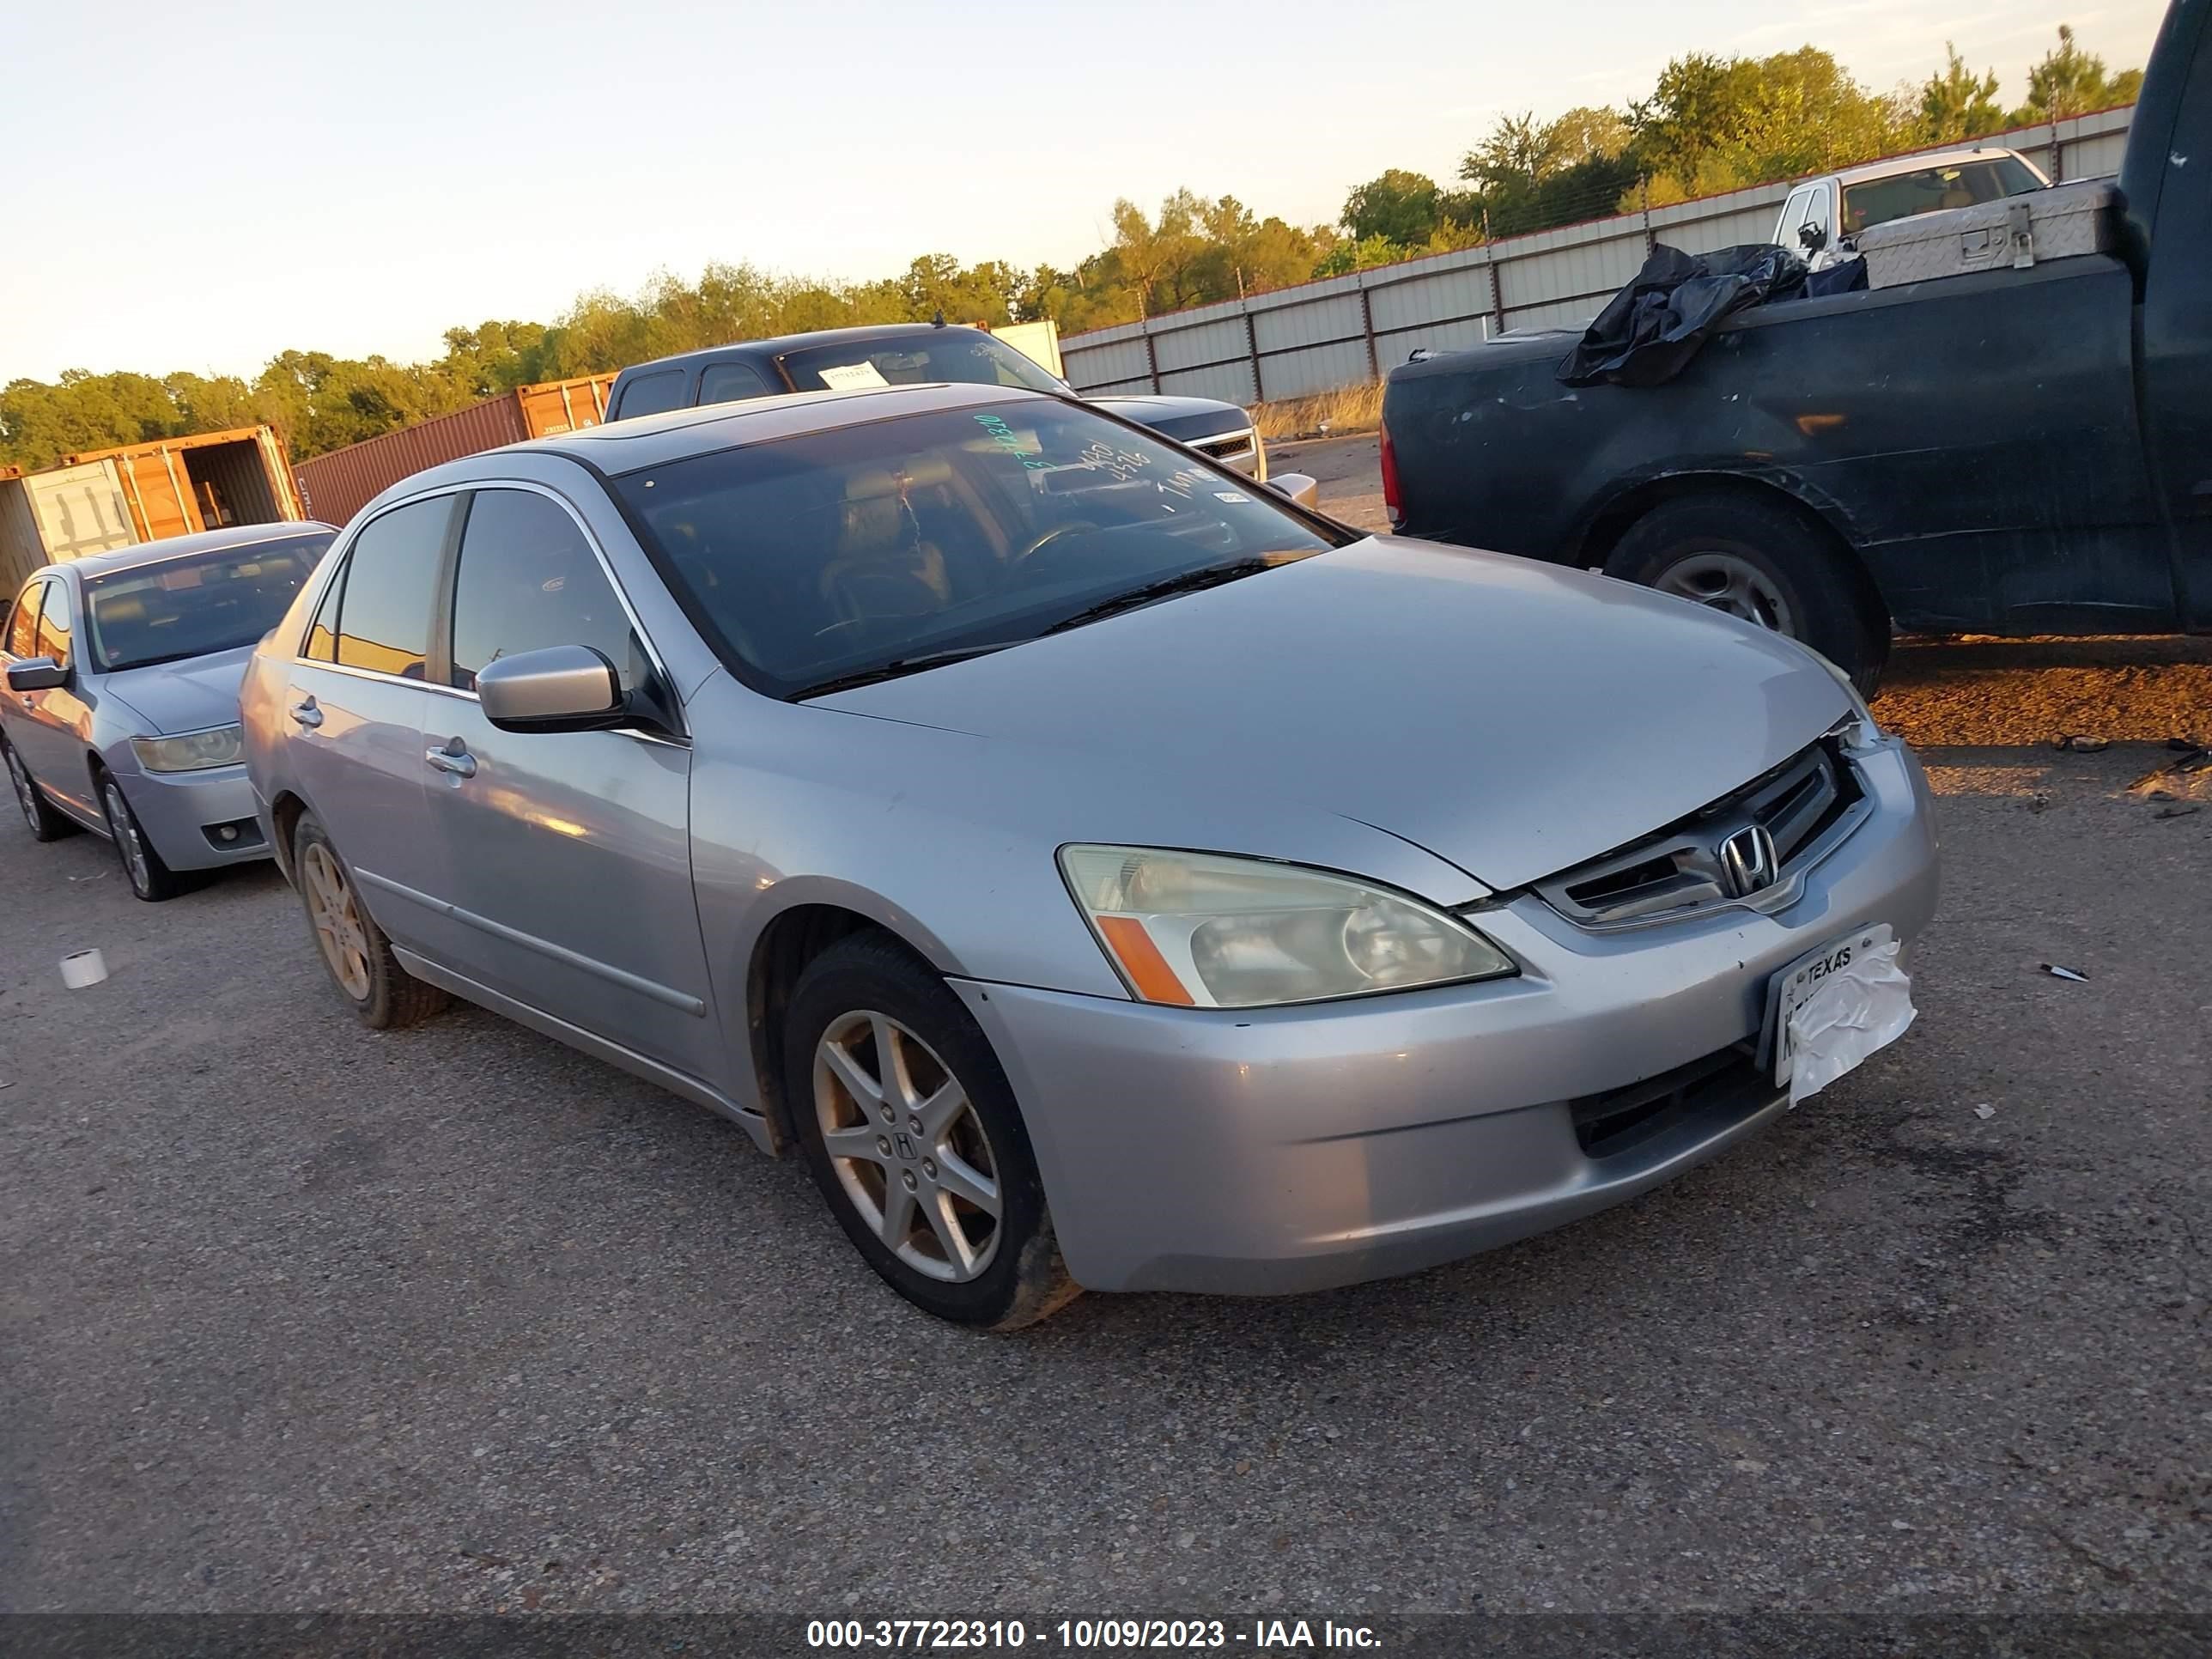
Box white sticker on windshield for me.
[817,362,890,391]
[1214,491,1250,504]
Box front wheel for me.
[785,933,1079,1329]
[1605,494,1889,696]
[99,774,183,902]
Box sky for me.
[0,0,2168,386]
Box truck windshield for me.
[1843,157,2044,235]
[86,533,331,672]
[778,334,1066,398]
[610,398,1350,699]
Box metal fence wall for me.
[1061,106,2136,405]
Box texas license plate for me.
[1763,923,1898,1091]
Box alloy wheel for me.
[1656,551,1798,636]
[101,782,152,896]
[301,842,373,1000]
[813,1009,1003,1282]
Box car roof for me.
[520,381,1045,476]
[1832,147,2027,185]
[52,520,338,581]
[615,323,982,380]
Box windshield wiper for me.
[101,649,223,672]
[789,641,1024,701]
[1040,557,1273,636]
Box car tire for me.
[1605,494,1889,696]
[97,771,185,902]
[784,933,1079,1330]
[291,811,450,1030]
[3,733,76,842]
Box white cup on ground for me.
[60,949,108,989]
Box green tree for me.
[1460,106,1638,234]
[1341,170,1444,246]
[1312,234,1416,279]
[0,370,179,469]
[1917,44,2008,143]
[2015,24,2143,122]
[1632,47,1909,204]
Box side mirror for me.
[477,645,623,733]
[1268,472,1321,510]
[6,657,66,693]
[1797,222,1828,253]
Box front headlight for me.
[1059,845,1516,1008]
[131,724,244,772]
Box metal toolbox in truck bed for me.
[1852,179,2121,289]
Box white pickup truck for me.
[1773,146,2050,269]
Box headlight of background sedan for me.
[1060,845,1516,1008]
[131,724,244,773]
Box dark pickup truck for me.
[1381,0,2209,690]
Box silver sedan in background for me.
[241,384,1938,1328]
[2,523,336,900]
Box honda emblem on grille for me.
[1719,824,1780,896]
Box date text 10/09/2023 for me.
[806,1620,1382,1651]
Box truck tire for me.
[1605,495,1888,696]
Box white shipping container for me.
[992,320,1065,378]
[20,459,140,562]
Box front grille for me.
[1534,740,1861,927]
[1569,1043,1778,1161]
[1192,430,1255,462]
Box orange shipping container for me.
[293,374,617,529]
[0,427,303,589]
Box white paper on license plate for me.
[1765,923,1916,1105]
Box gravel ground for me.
[3,468,2208,1622]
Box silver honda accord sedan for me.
[241,382,1939,1328]
[3,523,336,900]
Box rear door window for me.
[4,580,42,658]
[332,497,455,680]
[697,362,775,405]
[446,489,647,694]
[617,370,688,419]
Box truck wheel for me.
[1606,495,1888,695]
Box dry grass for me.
[1252,380,1384,441]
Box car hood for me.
[100,643,253,735]
[1087,393,1252,444]
[816,538,1850,891]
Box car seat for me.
[817,468,951,623]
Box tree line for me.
[0,26,2142,472]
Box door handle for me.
[424,741,477,779]
[289,698,322,728]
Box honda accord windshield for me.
[610,400,1351,699]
